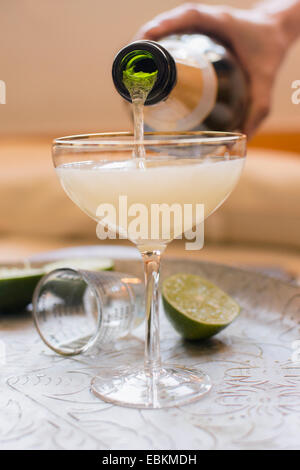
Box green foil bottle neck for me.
[112,40,177,106]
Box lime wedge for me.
[0,268,44,313]
[0,258,114,313]
[162,273,240,340]
[43,258,114,273]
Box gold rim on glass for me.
[53,131,247,148]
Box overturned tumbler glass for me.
[32,269,144,356]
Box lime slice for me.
[0,267,44,313]
[162,273,240,340]
[43,258,114,273]
[0,258,114,313]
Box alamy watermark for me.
[0,340,6,366]
[0,80,6,104]
[291,80,300,105]
[291,340,300,363]
[96,196,205,250]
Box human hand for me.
[134,3,289,137]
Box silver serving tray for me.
[1,246,300,450]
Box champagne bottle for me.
[112,34,249,132]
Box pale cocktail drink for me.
[53,132,247,409]
[56,156,244,251]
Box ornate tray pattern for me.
[1,255,300,450]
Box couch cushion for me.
[0,140,299,247]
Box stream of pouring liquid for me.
[123,67,158,165]
[132,96,146,161]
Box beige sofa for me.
[0,139,299,261]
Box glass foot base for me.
[91,364,211,409]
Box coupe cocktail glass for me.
[53,131,246,408]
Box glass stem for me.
[142,250,162,373]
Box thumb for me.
[133,4,230,41]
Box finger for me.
[133,4,228,41]
[243,81,271,137]
[244,101,270,138]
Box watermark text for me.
[291,340,300,363]
[0,80,6,104]
[96,196,204,250]
[291,80,300,105]
[0,340,6,366]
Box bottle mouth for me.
[112,40,177,106]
